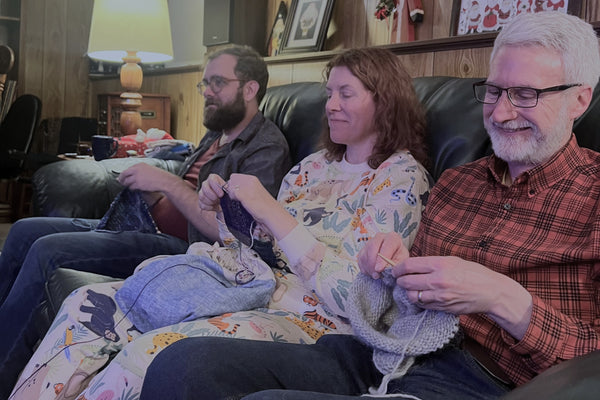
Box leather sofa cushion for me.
[32,157,182,219]
[260,81,327,165]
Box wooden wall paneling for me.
[586,0,600,22]
[41,0,67,119]
[18,0,45,97]
[431,47,491,78]
[397,52,434,77]
[64,0,93,118]
[267,63,294,86]
[326,0,369,50]
[166,70,204,145]
[431,0,453,39]
[291,60,328,83]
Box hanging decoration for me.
[374,0,424,44]
[374,0,397,20]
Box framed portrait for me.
[266,1,288,56]
[280,0,335,54]
[450,0,582,36]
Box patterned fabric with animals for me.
[9,149,430,400]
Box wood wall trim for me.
[264,23,600,65]
[265,32,499,64]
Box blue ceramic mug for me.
[92,135,119,161]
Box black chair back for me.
[0,94,42,178]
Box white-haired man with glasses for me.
[140,11,600,400]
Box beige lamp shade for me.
[88,0,173,63]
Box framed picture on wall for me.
[280,0,335,54]
[266,1,288,56]
[450,0,582,36]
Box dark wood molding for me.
[265,22,600,65]
[264,31,499,64]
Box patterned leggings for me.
[10,270,350,400]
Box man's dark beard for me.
[203,89,246,132]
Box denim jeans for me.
[0,217,189,398]
[140,335,512,400]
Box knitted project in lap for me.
[348,271,460,394]
[96,188,158,233]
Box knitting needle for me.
[377,252,396,268]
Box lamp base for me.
[118,51,144,136]
[119,92,142,136]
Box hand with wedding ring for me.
[393,253,533,339]
[358,232,533,338]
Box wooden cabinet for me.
[97,93,171,137]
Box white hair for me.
[491,11,600,89]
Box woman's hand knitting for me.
[198,173,227,212]
[223,173,298,241]
[357,232,410,280]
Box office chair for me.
[0,94,43,179]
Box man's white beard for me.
[484,105,571,165]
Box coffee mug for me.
[92,135,119,161]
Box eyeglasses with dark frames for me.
[472,81,582,108]
[197,76,244,94]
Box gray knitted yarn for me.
[348,270,459,381]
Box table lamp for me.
[87,0,173,136]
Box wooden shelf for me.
[264,23,600,65]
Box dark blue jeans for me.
[0,217,189,398]
[140,335,512,400]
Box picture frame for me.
[450,0,583,36]
[280,0,335,54]
[266,1,288,57]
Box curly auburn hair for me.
[321,48,428,169]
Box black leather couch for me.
[30,77,600,398]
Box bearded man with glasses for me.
[0,45,291,396]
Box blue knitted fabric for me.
[115,253,275,332]
[96,188,158,233]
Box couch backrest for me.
[413,77,491,180]
[259,78,493,180]
[262,78,600,181]
[260,82,327,165]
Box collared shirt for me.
[410,135,600,386]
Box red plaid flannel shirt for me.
[410,135,600,386]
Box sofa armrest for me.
[31,157,182,219]
[501,350,600,400]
